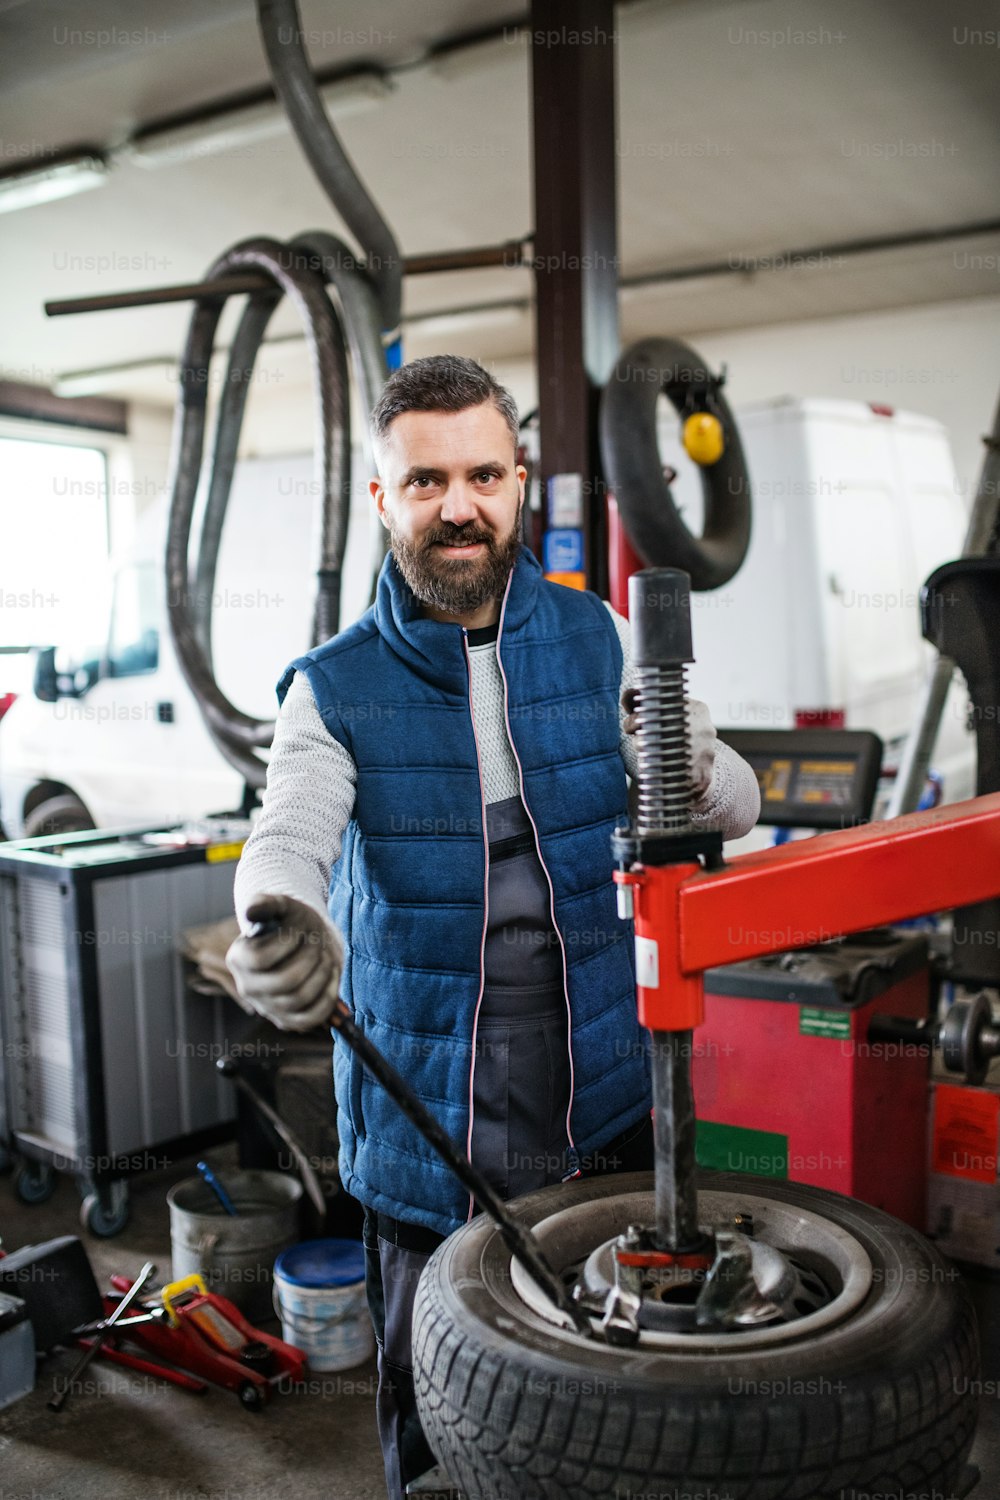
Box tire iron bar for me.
[245,918,592,1335]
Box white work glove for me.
[226,894,344,1032]
[622,690,717,799]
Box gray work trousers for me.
[362,1109,654,1499]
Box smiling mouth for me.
[434,540,487,556]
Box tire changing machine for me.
[294,565,1000,1499]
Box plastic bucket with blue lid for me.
[273,1239,374,1371]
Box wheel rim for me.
[508,1188,873,1351]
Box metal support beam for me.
[0,379,127,434]
[44,239,531,319]
[530,0,619,597]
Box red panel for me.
[693,966,930,1226]
[849,968,929,1225]
[679,794,1000,974]
[606,495,645,616]
[694,993,853,1186]
[932,1084,1000,1183]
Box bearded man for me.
[228,354,760,1499]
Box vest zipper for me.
[462,626,492,1223]
[494,585,578,1175]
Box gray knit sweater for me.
[234,602,761,930]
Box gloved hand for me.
[622,690,717,799]
[226,894,344,1032]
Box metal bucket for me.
[167,1169,302,1322]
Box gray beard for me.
[389,506,524,615]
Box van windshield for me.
[107,563,159,677]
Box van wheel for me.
[23,795,95,839]
[413,1171,978,1500]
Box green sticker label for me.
[696,1120,789,1178]
[799,1006,852,1039]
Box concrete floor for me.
[0,1145,386,1500]
[1,1149,999,1500]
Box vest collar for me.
[373,544,542,692]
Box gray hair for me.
[371,355,519,457]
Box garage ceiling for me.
[1,0,998,404]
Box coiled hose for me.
[165,0,403,790]
[165,236,348,786]
[600,337,751,591]
[257,0,402,344]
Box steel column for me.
[530,0,619,597]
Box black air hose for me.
[165,236,358,787]
[294,232,388,446]
[191,282,283,671]
[293,229,391,594]
[600,337,751,590]
[166,2,399,791]
[189,231,391,685]
[256,0,402,342]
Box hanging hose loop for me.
[165,236,352,785]
[256,0,402,337]
[600,337,752,591]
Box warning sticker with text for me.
[931,1083,1000,1183]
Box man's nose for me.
[439,483,478,526]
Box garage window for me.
[0,435,110,651]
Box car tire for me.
[412,1170,978,1500]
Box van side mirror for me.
[33,646,58,703]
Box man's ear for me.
[370,476,390,529]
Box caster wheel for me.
[238,1381,266,1412]
[14,1160,56,1204]
[80,1181,130,1237]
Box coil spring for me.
[635,663,692,834]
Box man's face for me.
[370,402,527,616]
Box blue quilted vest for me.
[278,545,651,1235]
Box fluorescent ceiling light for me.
[124,71,393,169]
[53,359,178,399]
[0,154,107,214]
[122,101,283,168]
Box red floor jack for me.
[77,1271,307,1411]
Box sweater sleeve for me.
[604,600,761,840]
[232,670,357,934]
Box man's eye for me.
[410,476,433,489]
[475,471,498,484]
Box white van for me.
[0,558,243,836]
[0,450,377,837]
[672,397,975,808]
[0,401,974,837]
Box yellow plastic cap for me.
[682,411,725,466]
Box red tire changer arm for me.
[613,568,1000,1261]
